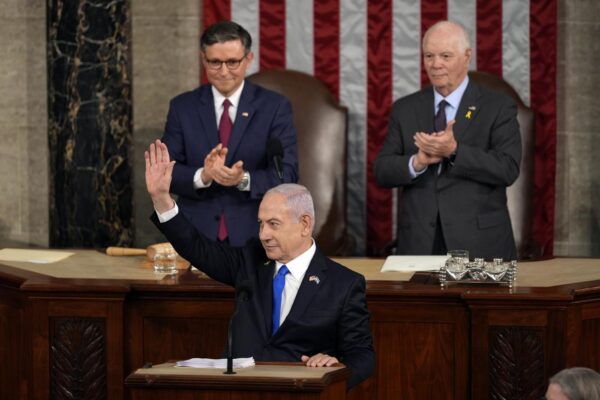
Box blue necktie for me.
[272,265,289,335]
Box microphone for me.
[267,138,284,182]
[224,280,253,374]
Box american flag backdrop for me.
[202,0,556,256]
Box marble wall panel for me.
[131,0,200,247]
[0,0,48,247]
[553,132,569,255]
[47,0,133,247]
[554,0,600,256]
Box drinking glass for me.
[153,247,177,274]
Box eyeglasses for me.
[203,55,247,71]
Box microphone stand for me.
[224,283,251,375]
[224,307,239,374]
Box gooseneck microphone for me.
[267,138,284,182]
[224,281,253,374]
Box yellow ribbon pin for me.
[465,111,472,119]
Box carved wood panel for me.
[581,318,600,371]
[50,317,107,400]
[489,326,545,400]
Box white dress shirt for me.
[193,81,245,188]
[274,240,317,327]
[408,75,470,178]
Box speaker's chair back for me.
[469,71,537,259]
[248,69,354,255]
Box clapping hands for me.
[412,120,458,171]
[201,143,245,187]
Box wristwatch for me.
[237,171,251,191]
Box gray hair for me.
[265,184,315,224]
[423,20,471,53]
[549,367,600,400]
[200,21,252,54]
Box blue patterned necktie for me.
[272,265,289,335]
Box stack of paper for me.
[175,357,255,369]
[380,256,448,272]
[0,248,74,264]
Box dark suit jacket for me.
[162,80,299,246]
[374,80,521,260]
[152,212,375,389]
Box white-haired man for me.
[374,20,521,260]
[145,140,374,390]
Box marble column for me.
[47,0,133,247]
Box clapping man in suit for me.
[145,140,374,390]
[374,20,521,260]
[162,21,298,246]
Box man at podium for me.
[144,140,374,389]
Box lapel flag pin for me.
[308,275,320,285]
[242,112,249,117]
[468,105,476,111]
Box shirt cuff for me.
[156,203,179,223]
[193,168,211,189]
[408,155,427,178]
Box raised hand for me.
[145,139,176,213]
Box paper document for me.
[381,256,448,272]
[176,357,255,369]
[0,248,74,264]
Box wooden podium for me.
[125,362,351,400]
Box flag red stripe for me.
[530,0,557,256]
[202,0,230,27]
[366,0,393,253]
[476,0,503,76]
[201,0,231,84]
[314,0,340,100]
[420,0,447,87]
[260,1,286,69]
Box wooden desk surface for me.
[132,362,345,379]
[1,249,600,290]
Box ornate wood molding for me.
[50,317,107,400]
[489,326,545,400]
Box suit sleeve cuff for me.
[156,203,179,223]
[408,155,427,178]
[193,168,211,189]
